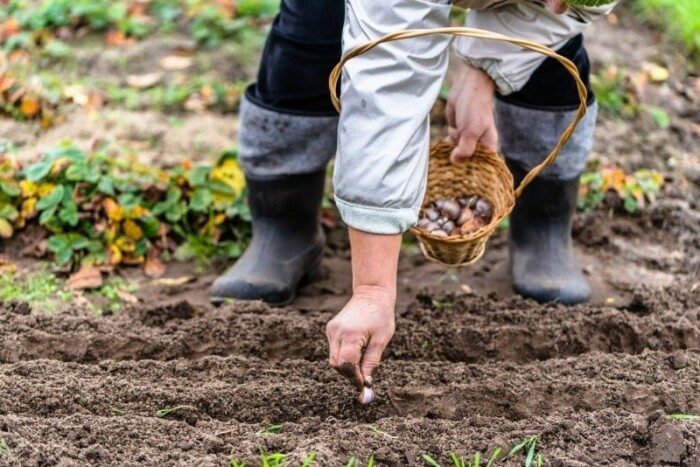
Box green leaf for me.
[648,106,670,129]
[141,216,160,238]
[623,196,638,214]
[24,161,52,182]
[39,205,58,225]
[187,166,210,187]
[0,180,20,197]
[422,454,441,467]
[36,185,65,210]
[59,202,79,226]
[97,177,115,196]
[0,218,13,238]
[525,440,537,467]
[0,203,19,221]
[190,188,213,212]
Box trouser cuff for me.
[496,100,598,180]
[238,92,338,178]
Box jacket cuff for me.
[335,196,419,235]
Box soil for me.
[0,7,699,467]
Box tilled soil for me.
[0,284,698,466]
[0,8,699,467]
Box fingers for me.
[481,123,499,152]
[359,336,388,385]
[450,130,479,165]
[445,100,456,131]
[546,0,567,14]
[335,338,366,392]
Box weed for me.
[0,268,63,311]
[431,299,454,309]
[93,277,137,313]
[669,413,699,422]
[591,65,639,117]
[507,436,544,467]
[258,448,287,467]
[346,457,375,467]
[302,452,317,467]
[155,405,191,418]
[369,425,397,439]
[579,165,664,213]
[448,448,502,467]
[257,424,283,436]
[0,437,10,457]
[423,454,441,466]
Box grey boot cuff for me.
[495,100,598,180]
[238,96,339,178]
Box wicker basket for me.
[329,27,588,267]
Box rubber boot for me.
[211,171,325,306]
[508,161,591,305]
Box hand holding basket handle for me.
[329,27,588,267]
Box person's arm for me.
[453,1,619,97]
[446,0,617,160]
[328,0,452,397]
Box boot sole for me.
[210,252,323,308]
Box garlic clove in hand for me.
[359,387,375,405]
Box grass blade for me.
[423,454,441,467]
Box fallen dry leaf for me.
[159,55,193,71]
[151,276,194,287]
[144,254,166,278]
[116,289,139,304]
[642,62,670,83]
[126,72,163,89]
[67,266,104,290]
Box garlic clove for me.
[475,199,493,218]
[440,199,461,220]
[417,218,431,229]
[442,220,455,233]
[429,229,449,238]
[457,207,474,226]
[359,387,375,405]
[425,207,439,221]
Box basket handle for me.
[328,27,588,198]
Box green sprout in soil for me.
[257,424,283,436]
[669,413,700,422]
[507,436,544,467]
[301,452,317,467]
[0,437,10,457]
[155,405,191,418]
[369,425,397,439]
[431,299,454,309]
[448,449,502,467]
[346,456,375,467]
[258,448,287,467]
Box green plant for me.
[0,437,10,457]
[346,457,375,467]
[448,448,502,467]
[257,424,283,436]
[423,454,441,467]
[0,268,64,311]
[591,66,639,117]
[0,141,249,272]
[258,448,287,467]
[669,413,699,422]
[507,436,543,467]
[633,0,700,59]
[302,452,317,467]
[579,165,664,213]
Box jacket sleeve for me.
[333,0,452,235]
[452,1,619,95]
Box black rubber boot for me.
[211,171,325,306]
[508,161,591,305]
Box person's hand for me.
[326,285,395,401]
[445,63,498,164]
[545,0,567,14]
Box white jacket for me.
[333,0,617,235]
